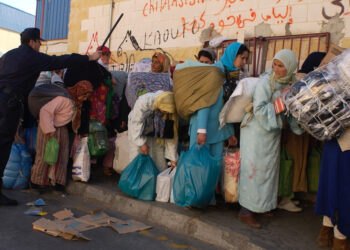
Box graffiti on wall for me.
[82,0,350,71]
[322,0,350,20]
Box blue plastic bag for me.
[173,144,221,208]
[118,154,159,201]
[2,143,32,190]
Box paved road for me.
[0,189,219,250]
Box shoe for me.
[0,192,18,206]
[332,238,349,250]
[292,200,300,206]
[278,199,302,212]
[103,167,113,176]
[238,213,261,229]
[53,184,67,195]
[317,225,334,248]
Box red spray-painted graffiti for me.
[85,31,99,55]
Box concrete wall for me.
[0,28,20,54]
[50,0,350,71]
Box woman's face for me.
[233,51,249,70]
[101,52,111,65]
[199,55,214,64]
[151,57,162,73]
[272,59,288,79]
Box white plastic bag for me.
[72,137,90,182]
[219,77,259,128]
[113,131,130,174]
[155,167,176,202]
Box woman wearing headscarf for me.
[151,52,171,73]
[187,42,249,160]
[29,80,93,192]
[215,42,250,103]
[238,49,303,228]
[128,91,178,171]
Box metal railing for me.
[217,33,330,76]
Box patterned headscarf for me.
[152,52,171,73]
[67,80,94,133]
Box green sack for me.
[88,120,109,157]
[307,147,321,193]
[44,137,59,165]
[278,147,294,197]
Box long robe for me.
[128,91,178,171]
[315,139,350,236]
[239,72,302,213]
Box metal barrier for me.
[216,33,330,76]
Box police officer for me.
[0,28,101,205]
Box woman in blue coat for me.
[190,42,250,157]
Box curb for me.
[67,181,264,250]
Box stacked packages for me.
[284,49,350,140]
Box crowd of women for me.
[8,41,349,249]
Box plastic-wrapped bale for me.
[2,143,32,190]
[283,49,350,141]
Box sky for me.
[0,0,36,15]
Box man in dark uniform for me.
[0,28,101,205]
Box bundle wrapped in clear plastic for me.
[283,49,350,141]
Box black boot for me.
[0,191,18,206]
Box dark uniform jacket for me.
[0,44,89,99]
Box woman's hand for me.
[48,132,55,138]
[170,161,177,168]
[140,143,149,155]
[197,133,206,145]
[228,135,238,147]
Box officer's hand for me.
[89,51,102,61]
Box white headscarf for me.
[272,49,298,84]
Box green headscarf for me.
[271,49,298,85]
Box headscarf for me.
[271,49,298,85]
[215,42,243,72]
[299,52,326,74]
[67,80,94,133]
[152,52,171,73]
[153,91,178,145]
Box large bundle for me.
[125,72,172,109]
[284,49,350,140]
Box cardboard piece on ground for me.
[32,218,90,241]
[53,209,74,220]
[74,212,124,229]
[109,220,152,234]
[319,43,345,66]
[32,211,146,241]
[56,212,123,233]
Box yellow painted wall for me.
[0,28,20,54]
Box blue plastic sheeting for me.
[0,3,35,33]
[2,143,32,190]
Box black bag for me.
[162,117,174,139]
